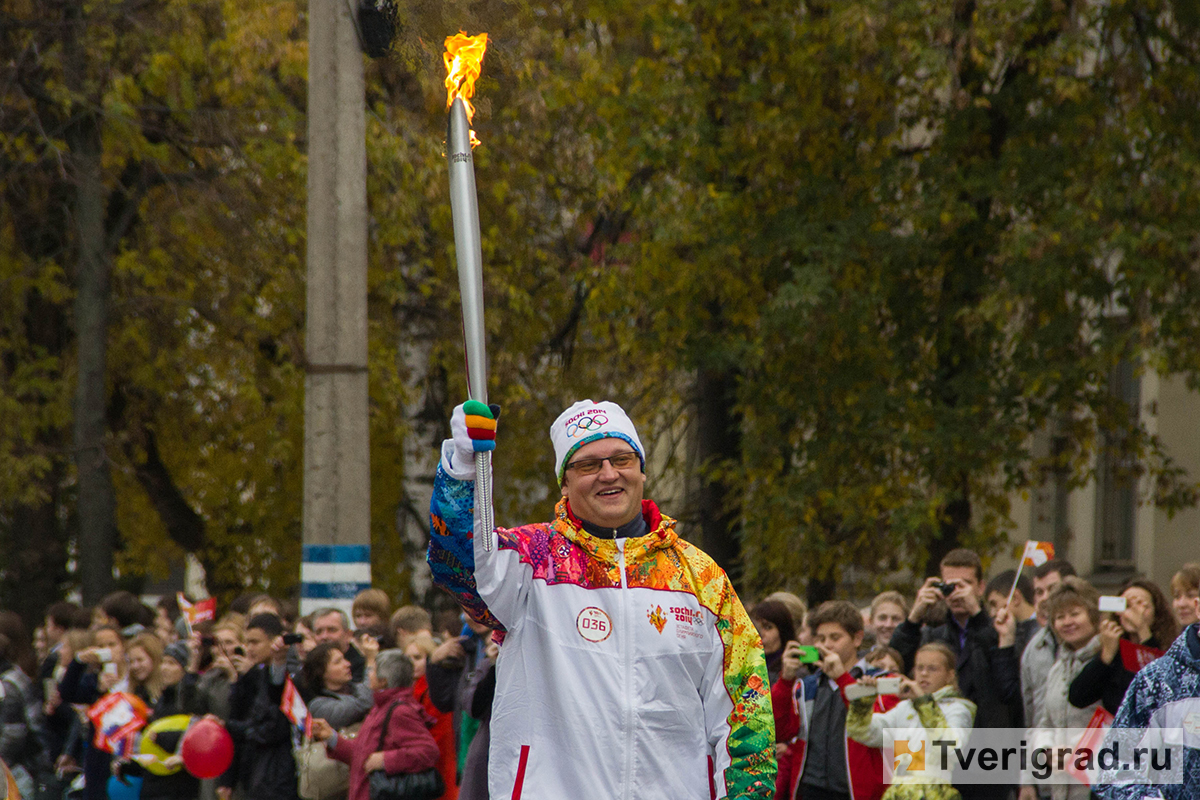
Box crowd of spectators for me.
[0,553,1196,800]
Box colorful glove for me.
[444,401,501,478]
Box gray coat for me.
[309,681,372,731]
[1033,635,1102,800]
[1020,624,1059,727]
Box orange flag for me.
[1021,540,1055,567]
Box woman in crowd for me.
[750,599,796,686]
[1172,563,1200,627]
[117,641,203,800]
[127,632,165,704]
[59,624,130,800]
[406,632,457,800]
[845,642,977,800]
[1025,578,1103,800]
[294,615,319,659]
[311,650,440,800]
[1069,578,1179,715]
[304,642,373,730]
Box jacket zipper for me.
[617,537,632,800]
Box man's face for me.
[814,622,863,668]
[43,617,66,647]
[1033,571,1065,625]
[940,565,982,616]
[313,613,352,650]
[560,438,646,529]
[244,628,275,665]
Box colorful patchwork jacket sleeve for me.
[426,459,541,634]
[695,562,777,799]
[426,464,507,631]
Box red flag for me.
[1021,540,1055,567]
[177,593,217,634]
[87,692,150,753]
[1065,706,1115,786]
[1119,639,1164,673]
[280,675,311,738]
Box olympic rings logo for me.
[566,414,609,438]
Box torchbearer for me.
[426,398,777,799]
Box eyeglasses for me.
[565,451,640,476]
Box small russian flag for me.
[1021,540,1055,567]
[280,676,312,738]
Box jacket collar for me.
[554,498,677,564]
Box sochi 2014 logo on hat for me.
[576,607,612,643]
[565,407,609,439]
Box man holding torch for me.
[434,32,773,799]
[427,399,776,799]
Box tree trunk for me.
[692,366,742,583]
[65,0,117,603]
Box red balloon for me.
[180,719,234,779]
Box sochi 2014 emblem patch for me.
[647,605,667,634]
[576,607,612,643]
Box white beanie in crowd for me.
[550,400,645,484]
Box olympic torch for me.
[444,33,495,551]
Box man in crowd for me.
[986,570,1039,658]
[312,607,366,682]
[428,399,775,799]
[218,613,299,800]
[1021,559,1076,726]
[775,600,893,800]
[890,548,1010,800]
[37,601,79,762]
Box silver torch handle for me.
[447,97,494,551]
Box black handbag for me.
[367,700,446,800]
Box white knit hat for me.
[550,400,645,484]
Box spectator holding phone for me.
[846,642,977,800]
[1068,579,1178,715]
[774,600,897,800]
[58,624,128,800]
[218,613,299,800]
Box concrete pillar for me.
[302,0,370,617]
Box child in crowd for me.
[846,642,977,800]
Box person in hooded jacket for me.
[311,650,440,800]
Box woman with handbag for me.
[311,650,441,800]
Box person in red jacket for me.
[771,601,900,800]
[311,650,440,800]
[405,632,458,800]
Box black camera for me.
[282,633,304,646]
[232,646,246,657]
[934,581,957,597]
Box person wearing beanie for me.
[428,399,776,800]
[115,640,204,800]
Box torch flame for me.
[444,32,488,147]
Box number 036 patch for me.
[576,607,613,643]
